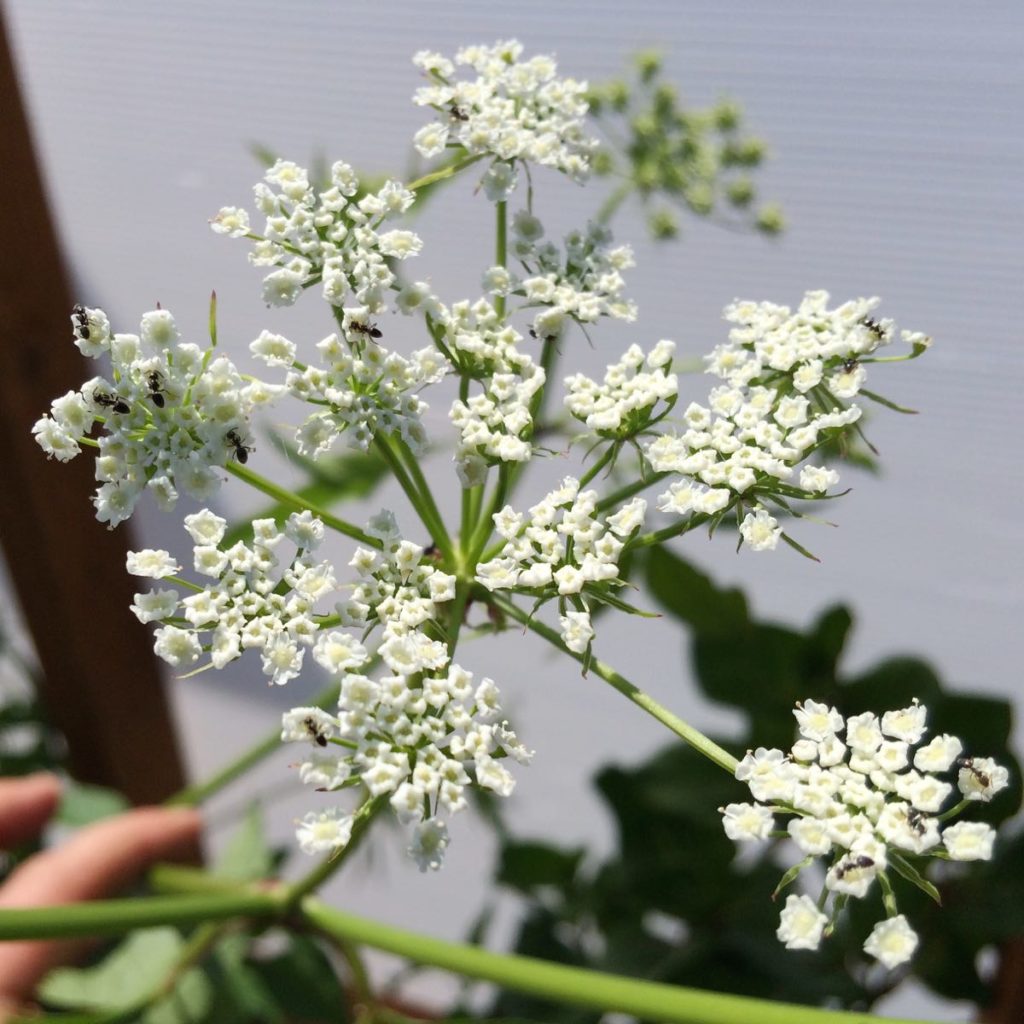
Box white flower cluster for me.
[645,291,929,552]
[442,299,546,475]
[721,698,1009,969]
[333,510,457,635]
[412,40,596,200]
[281,308,448,457]
[33,308,274,528]
[564,340,677,439]
[487,215,637,342]
[212,159,420,312]
[282,510,530,870]
[475,478,646,654]
[128,510,337,686]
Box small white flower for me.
[776,894,828,951]
[942,821,996,861]
[408,818,449,872]
[957,757,1010,802]
[739,508,781,552]
[721,802,774,841]
[881,700,927,744]
[297,808,353,855]
[126,549,180,579]
[863,915,918,969]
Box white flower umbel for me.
[723,697,1007,968]
[33,307,274,527]
[412,41,597,199]
[283,642,530,867]
[213,161,420,313]
[645,290,930,552]
[128,510,336,685]
[502,217,638,342]
[287,309,446,457]
[441,299,545,469]
[565,340,677,440]
[475,479,645,654]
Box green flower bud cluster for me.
[587,51,784,239]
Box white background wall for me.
[5,2,1023,1019]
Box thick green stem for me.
[492,595,738,775]
[301,898,932,1024]
[226,461,379,548]
[0,893,280,941]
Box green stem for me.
[467,463,510,568]
[284,794,388,909]
[301,898,930,1024]
[596,470,671,513]
[595,181,633,225]
[578,444,617,489]
[627,512,716,550]
[165,682,340,808]
[373,438,456,565]
[492,595,738,775]
[446,579,473,653]
[226,461,379,548]
[394,436,452,559]
[0,893,280,941]
[494,199,508,321]
[407,152,485,193]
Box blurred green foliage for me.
[587,51,784,240]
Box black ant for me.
[350,320,383,341]
[71,304,91,340]
[835,855,874,879]
[304,716,329,748]
[957,757,991,789]
[225,429,254,465]
[449,103,469,122]
[841,357,860,373]
[529,328,558,343]
[860,316,886,341]
[91,388,130,415]
[146,371,167,408]
[907,808,928,836]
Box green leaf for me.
[56,781,130,828]
[888,852,942,906]
[141,965,213,1024]
[643,547,748,637]
[771,856,814,901]
[212,802,272,883]
[497,842,586,894]
[39,928,181,1011]
[250,934,350,1023]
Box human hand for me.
[0,774,200,1018]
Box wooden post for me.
[0,6,187,805]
